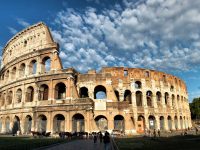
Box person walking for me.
[99,132,103,143]
[93,133,97,143]
[103,131,110,150]
[157,129,161,137]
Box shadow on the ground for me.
[115,135,200,150]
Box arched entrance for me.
[174,116,178,130]
[146,91,153,107]
[114,115,125,132]
[136,91,142,106]
[137,115,145,133]
[55,83,66,99]
[72,114,85,132]
[79,87,89,98]
[37,115,47,132]
[12,116,20,134]
[5,117,10,133]
[24,115,32,134]
[95,115,108,131]
[94,85,106,99]
[149,115,156,129]
[124,90,132,104]
[180,116,183,129]
[168,116,172,130]
[39,84,49,100]
[53,114,65,133]
[160,116,165,130]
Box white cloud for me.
[16,18,30,28]
[8,27,18,35]
[51,0,200,73]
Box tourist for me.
[99,132,103,143]
[153,129,156,138]
[103,131,110,150]
[195,127,198,135]
[93,133,97,143]
[157,129,161,137]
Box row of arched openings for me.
[1,57,51,81]
[138,115,187,131]
[0,82,68,106]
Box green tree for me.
[190,97,200,120]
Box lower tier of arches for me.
[0,109,192,135]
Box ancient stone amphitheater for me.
[0,22,191,135]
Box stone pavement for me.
[43,139,104,150]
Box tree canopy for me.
[190,97,200,120]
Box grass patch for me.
[0,136,67,150]
[115,135,200,150]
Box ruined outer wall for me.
[0,22,192,135]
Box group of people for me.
[93,131,111,150]
[145,129,161,138]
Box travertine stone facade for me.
[0,22,192,135]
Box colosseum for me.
[0,22,192,135]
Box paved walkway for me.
[43,139,104,150]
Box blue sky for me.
[0,0,200,102]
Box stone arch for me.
[164,92,169,105]
[72,113,85,132]
[39,84,49,100]
[42,56,51,73]
[168,116,172,130]
[135,81,142,89]
[55,82,66,99]
[146,91,153,107]
[95,115,108,131]
[12,116,20,134]
[172,94,175,107]
[16,88,22,103]
[24,115,32,134]
[177,95,180,108]
[94,85,107,99]
[137,115,145,133]
[114,90,120,101]
[11,67,17,79]
[53,114,65,133]
[124,90,132,104]
[79,87,89,98]
[29,59,37,75]
[149,115,156,130]
[160,116,165,130]
[7,90,13,105]
[174,116,178,130]
[156,91,161,102]
[37,114,47,132]
[136,91,142,106]
[5,116,10,133]
[25,86,34,102]
[180,116,183,129]
[19,63,26,77]
[114,115,125,132]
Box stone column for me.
[37,57,42,74]
[152,95,157,108]
[164,116,168,131]
[46,112,51,132]
[155,116,160,130]
[131,92,136,107]
[144,115,149,130]
[142,90,147,107]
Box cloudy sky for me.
[0,0,200,102]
